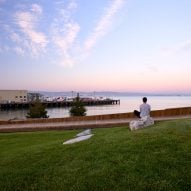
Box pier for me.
[0,99,120,110]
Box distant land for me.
[29,91,191,97]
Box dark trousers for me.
[134,110,141,118]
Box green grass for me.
[0,119,191,191]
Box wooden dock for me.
[0,99,120,110]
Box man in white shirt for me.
[130,97,154,130]
[134,97,151,118]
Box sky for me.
[0,0,191,94]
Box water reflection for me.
[0,96,190,120]
[0,109,28,120]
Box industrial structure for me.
[0,90,28,103]
[0,90,120,110]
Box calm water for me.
[0,96,191,120]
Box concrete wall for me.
[0,107,190,125]
[0,90,28,103]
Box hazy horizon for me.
[29,90,191,96]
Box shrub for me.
[26,99,49,118]
[69,94,86,116]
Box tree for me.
[26,99,49,118]
[69,93,87,116]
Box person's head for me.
[142,97,147,103]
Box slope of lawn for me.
[0,119,191,191]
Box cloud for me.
[52,22,80,67]
[84,0,125,52]
[1,0,125,67]
[13,4,48,56]
[31,4,42,14]
[51,0,80,66]
[53,22,80,55]
[14,46,25,56]
[52,0,125,67]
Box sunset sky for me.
[0,0,191,94]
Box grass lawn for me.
[0,119,191,191]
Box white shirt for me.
[140,103,151,118]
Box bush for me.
[69,94,86,116]
[26,99,49,118]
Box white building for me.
[0,90,28,103]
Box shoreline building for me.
[0,90,28,103]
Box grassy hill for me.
[0,119,191,191]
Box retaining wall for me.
[0,107,191,125]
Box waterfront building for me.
[0,90,28,103]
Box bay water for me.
[0,96,190,120]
